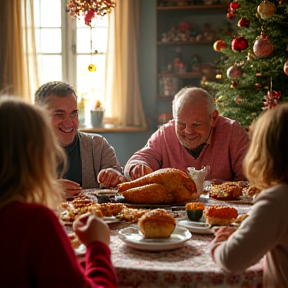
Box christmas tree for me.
[205,0,288,129]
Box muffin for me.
[138,208,176,238]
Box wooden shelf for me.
[157,5,228,10]
[158,72,202,78]
[157,40,215,45]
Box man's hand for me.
[58,179,82,197]
[129,164,153,180]
[97,168,126,188]
[73,213,110,246]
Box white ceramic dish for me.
[177,219,214,235]
[118,226,191,251]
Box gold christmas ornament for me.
[257,1,276,20]
[230,81,237,89]
[88,64,96,72]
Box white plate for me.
[74,244,86,256]
[177,219,214,235]
[103,216,120,224]
[118,226,191,251]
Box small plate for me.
[118,226,191,251]
[177,219,213,235]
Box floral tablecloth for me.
[106,222,263,288]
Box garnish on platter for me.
[185,202,205,221]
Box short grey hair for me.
[35,81,77,105]
[172,87,215,118]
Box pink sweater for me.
[125,117,249,181]
[0,202,118,288]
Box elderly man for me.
[35,81,124,196]
[124,87,249,182]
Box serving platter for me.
[118,226,191,251]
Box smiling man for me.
[35,81,124,196]
[124,87,249,182]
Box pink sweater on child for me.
[125,117,249,181]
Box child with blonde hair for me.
[209,103,288,288]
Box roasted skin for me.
[118,168,197,204]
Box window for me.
[34,0,108,125]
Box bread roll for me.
[205,205,238,226]
[138,209,176,238]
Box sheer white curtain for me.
[105,0,147,127]
[0,0,38,102]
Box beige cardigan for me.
[79,132,122,189]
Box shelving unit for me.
[155,2,228,123]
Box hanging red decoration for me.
[263,90,280,109]
[230,1,239,11]
[227,10,235,20]
[257,1,276,20]
[253,32,274,58]
[238,18,249,28]
[231,36,248,52]
[67,0,116,27]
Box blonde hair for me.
[243,103,288,190]
[0,96,66,210]
[172,87,216,118]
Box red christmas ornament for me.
[213,40,226,51]
[253,32,274,58]
[231,36,248,52]
[238,18,249,28]
[230,1,239,10]
[227,10,235,20]
[257,1,276,20]
[227,64,241,78]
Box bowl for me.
[186,209,203,221]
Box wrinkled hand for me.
[73,213,110,246]
[97,168,126,188]
[208,226,236,260]
[58,179,82,197]
[129,164,153,180]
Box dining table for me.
[71,193,264,288]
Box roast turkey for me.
[118,168,198,204]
